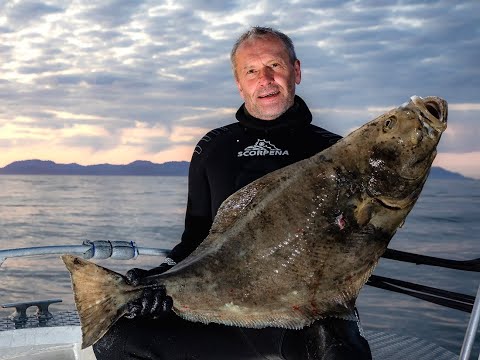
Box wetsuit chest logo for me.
[237,139,289,157]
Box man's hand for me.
[124,285,173,319]
[125,263,172,286]
[124,264,174,319]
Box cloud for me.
[81,0,146,27]
[4,1,64,25]
[435,152,480,179]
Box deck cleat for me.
[2,298,62,328]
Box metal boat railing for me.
[460,283,480,360]
[0,240,168,267]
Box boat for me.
[0,240,478,359]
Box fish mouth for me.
[391,96,447,182]
[410,95,448,134]
[409,95,447,174]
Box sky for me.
[0,0,479,178]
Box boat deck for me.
[0,311,459,360]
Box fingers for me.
[125,268,147,286]
[142,286,167,316]
[148,289,162,315]
[150,291,173,315]
[125,301,142,319]
[161,296,173,313]
[140,292,152,317]
[125,263,173,287]
[125,286,172,319]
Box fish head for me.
[360,95,448,209]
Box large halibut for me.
[63,95,448,348]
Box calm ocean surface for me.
[0,175,479,356]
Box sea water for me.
[0,175,478,356]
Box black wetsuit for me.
[94,96,372,360]
[168,95,342,266]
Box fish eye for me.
[383,116,397,132]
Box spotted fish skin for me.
[63,95,447,348]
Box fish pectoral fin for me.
[62,255,140,349]
[375,195,414,209]
[373,181,424,210]
[354,199,374,226]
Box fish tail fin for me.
[62,254,140,349]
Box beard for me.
[246,83,296,120]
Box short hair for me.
[230,26,297,77]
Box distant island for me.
[0,159,472,180]
[0,160,189,176]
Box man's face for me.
[234,36,301,120]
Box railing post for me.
[459,283,480,360]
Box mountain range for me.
[0,160,189,176]
[0,159,472,180]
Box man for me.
[94,26,372,360]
